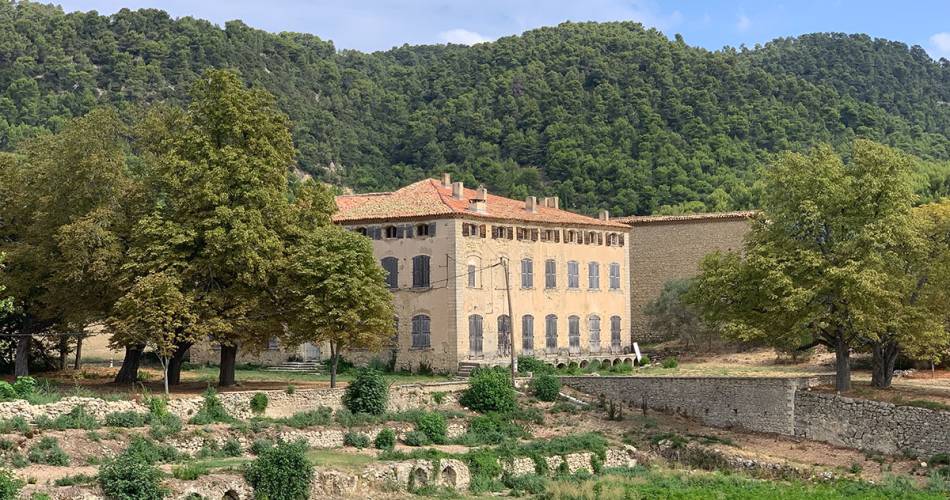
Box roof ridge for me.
[429,178,460,213]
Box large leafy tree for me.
[687,140,917,391]
[125,69,295,386]
[0,109,137,376]
[281,225,395,388]
[645,278,718,350]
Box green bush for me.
[639,354,651,366]
[459,368,517,413]
[0,417,28,434]
[517,356,554,375]
[53,473,96,486]
[342,369,388,416]
[36,405,99,430]
[0,468,22,500]
[222,438,242,457]
[99,448,166,500]
[105,411,151,428]
[530,373,561,402]
[285,384,296,395]
[244,440,313,500]
[343,432,370,449]
[250,392,269,415]
[402,430,430,447]
[0,384,16,402]
[278,407,333,428]
[250,438,274,455]
[172,462,210,480]
[461,413,528,445]
[124,436,181,464]
[146,396,168,418]
[465,448,503,493]
[661,357,678,369]
[12,378,36,398]
[189,387,234,424]
[431,392,446,405]
[27,437,68,466]
[414,412,447,444]
[148,414,182,440]
[374,428,396,451]
[503,473,547,495]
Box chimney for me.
[525,196,537,213]
[475,185,488,201]
[441,173,452,188]
[544,196,560,209]
[599,209,610,221]
[452,181,464,200]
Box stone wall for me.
[794,390,950,457]
[561,375,814,434]
[624,213,751,343]
[561,375,950,457]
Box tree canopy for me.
[2,3,950,216]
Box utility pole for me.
[500,257,517,383]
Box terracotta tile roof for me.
[615,210,757,225]
[333,179,628,228]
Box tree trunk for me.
[114,345,144,384]
[14,315,32,377]
[57,336,68,371]
[167,342,192,386]
[219,345,237,387]
[871,338,899,389]
[73,335,84,370]
[330,343,338,388]
[834,334,851,392]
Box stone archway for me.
[412,467,429,487]
[440,465,458,488]
[222,490,240,500]
[579,360,589,368]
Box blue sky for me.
[53,0,950,58]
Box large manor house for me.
[192,174,752,374]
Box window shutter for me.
[428,222,437,237]
[372,227,382,240]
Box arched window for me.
[522,315,534,353]
[412,255,430,288]
[588,315,601,352]
[588,262,600,290]
[411,315,430,349]
[497,315,511,356]
[610,316,622,348]
[545,314,558,353]
[469,315,483,355]
[381,257,398,289]
[568,315,580,352]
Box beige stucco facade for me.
[623,213,751,344]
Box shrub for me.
[503,473,546,495]
[517,356,553,375]
[661,357,678,369]
[0,384,16,402]
[465,448,503,493]
[145,396,168,418]
[459,368,517,413]
[0,468,22,500]
[222,438,242,457]
[12,378,35,398]
[530,373,561,402]
[250,438,274,455]
[172,462,210,480]
[250,392,269,415]
[402,431,430,447]
[639,354,651,366]
[285,384,295,395]
[53,473,96,486]
[189,387,233,424]
[124,436,180,464]
[374,428,396,450]
[27,437,68,466]
[36,405,99,430]
[462,413,528,445]
[278,407,333,429]
[244,440,313,500]
[414,412,447,444]
[431,392,446,405]
[148,414,182,440]
[343,432,370,449]
[342,369,388,416]
[99,448,166,500]
[0,417,27,435]
[105,411,151,428]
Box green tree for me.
[108,273,198,395]
[127,69,295,386]
[687,140,916,392]
[0,254,11,318]
[281,225,394,388]
[645,278,718,350]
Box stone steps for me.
[456,362,480,377]
[265,361,322,373]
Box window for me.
[611,316,622,348]
[588,262,600,289]
[588,315,601,351]
[356,227,368,236]
[467,264,477,288]
[545,314,558,352]
[522,315,534,352]
[267,337,279,350]
[544,259,557,289]
[568,315,580,351]
[412,255,430,288]
[521,258,533,288]
[565,230,575,243]
[609,263,621,290]
[416,223,429,237]
[567,261,579,289]
[411,315,431,349]
[381,257,399,289]
[469,314,483,355]
[497,315,511,356]
[385,226,398,238]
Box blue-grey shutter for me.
[371,227,382,240]
[428,222,437,237]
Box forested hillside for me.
[2,1,950,215]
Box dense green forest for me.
[2,1,950,215]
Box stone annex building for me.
[190,175,751,374]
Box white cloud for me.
[930,32,950,57]
[736,13,751,32]
[439,28,493,45]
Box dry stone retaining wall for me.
[561,375,950,457]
